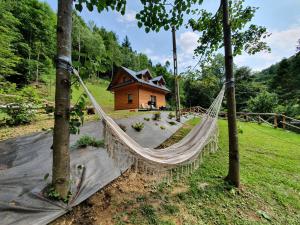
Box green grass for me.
[115,118,300,225]
[71,79,114,112]
[182,120,300,224]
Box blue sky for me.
[44,0,300,72]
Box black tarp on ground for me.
[0,113,190,225]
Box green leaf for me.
[75,4,83,12]
[137,21,143,28]
[86,3,93,11]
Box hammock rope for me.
[73,69,225,180]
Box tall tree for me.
[0,2,21,78]
[222,0,239,187]
[122,35,132,50]
[52,0,73,198]
[188,0,270,187]
[53,0,128,198]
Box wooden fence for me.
[181,106,300,132]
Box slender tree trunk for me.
[52,0,73,198]
[172,27,181,122]
[222,0,240,187]
[78,31,81,73]
[36,50,40,84]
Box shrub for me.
[160,126,166,130]
[247,91,278,113]
[144,117,150,121]
[132,122,144,132]
[2,86,41,126]
[162,203,179,215]
[168,121,176,126]
[140,204,158,225]
[5,102,36,126]
[73,135,104,149]
[152,112,161,121]
[118,123,127,132]
[168,112,175,119]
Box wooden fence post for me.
[282,114,286,129]
[274,114,278,128]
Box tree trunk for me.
[36,50,40,84]
[172,27,181,122]
[52,0,73,198]
[222,0,240,187]
[78,31,81,73]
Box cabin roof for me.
[108,67,170,92]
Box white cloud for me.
[142,48,172,66]
[142,31,201,71]
[117,10,136,24]
[235,25,300,71]
[177,31,200,70]
[178,31,200,55]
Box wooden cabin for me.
[107,67,170,110]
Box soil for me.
[51,170,158,225]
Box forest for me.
[1,0,299,126]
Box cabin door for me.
[150,95,157,107]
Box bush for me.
[5,102,36,126]
[247,91,278,113]
[132,122,144,132]
[160,126,166,130]
[144,117,150,121]
[168,121,176,126]
[152,112,161,121]
[1,85,41,126]
[73,135,104,149]
[168,112,175,119]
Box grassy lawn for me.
[71,79,114,113]
[77,118,299,225]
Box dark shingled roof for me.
[108,67,170,92]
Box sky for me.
[44,0,300,72]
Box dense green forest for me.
[0,0,299,124]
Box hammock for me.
[74,70,225,179]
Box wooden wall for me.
[138,86,166,109]
[114,84,139,110]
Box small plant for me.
[140,204,158,225]
[44,184,71,203]
[132,122,144,132]
[69,94,87,134]
[136,195,146,202]
[144,117,150,121]
[118,123,127,132]
[168,121,176,126]
[168,112,175,119]
[162,203,179,215]
[160,126,166,130]
[72,135,104,149]
[152,112,161,121]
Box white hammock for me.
[74,70,225,179]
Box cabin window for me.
[123,76,127,83]
[128,94,133,104]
